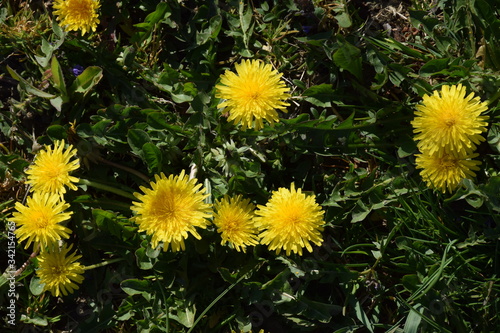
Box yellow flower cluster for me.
[411,84,489,193]
[131,172,325,256]
[10,140,84,297]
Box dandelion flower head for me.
[131,170,212,252]
[215,59,290,130]
[26,140,80,197]
[36,244,85,297]
[53,0,100,35]
[10,192,72,249]
[254,184,325,256]
[411,84,489,156]
[415,151,481,193]
[213,195,259,252]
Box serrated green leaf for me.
[302,84,334,107]
[121,279,151,296]
[419,58,450,76]
[135,247,154,270]
[127,129,151,156]
[352,199,370,223]
[142,142,162,173]
[333,39,362,80]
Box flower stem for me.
[84,258,125,271]
[78,179,136,200]
[14,245,40,277]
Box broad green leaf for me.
[335,112,355,129]
[146,244,161,259]
[410,11,440,33]
[335,11,352,28]
[142,142,162,172]
[419,58,450,76]
[52,18,65,39]
[482,176,500,212]
[388,63,413,87]
[50,96,63,112]
[404,303,424,333]
[93,209,116,230]
[302,84,334,107]
[46,124,67,140]
[333,39,362,80]
[21,314,48,326]
[298,298,342,323]
[135,247,154,270]
[352,199,370,223]
[448,179,486,208]
[397,137,417,158]
[132,2,171,44]
[127,129,151,156]
[353,296,374,332]
[7,66,56,98]
[144,2,170,25]
[176,305,196,328]
[70,66,103,95]
[51,56,68,98]
[487,122,500,153]
[197,15,222,44]
[121,279,151,296]
[29,276,45,296]
[239,2,253,34]
[402,274,420,292]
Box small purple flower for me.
[302,25,313,34]
[71,65,84,77]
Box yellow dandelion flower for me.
[213,195,259,252]
[254,184,325,256]
[10,192,72,249]
[26,140,80,197]
[416,150,481,193]
[36,244,85,297]
[215,59,290,130]
[131,170,212,252]
[52,0,100,35]
[411,84,489,156]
